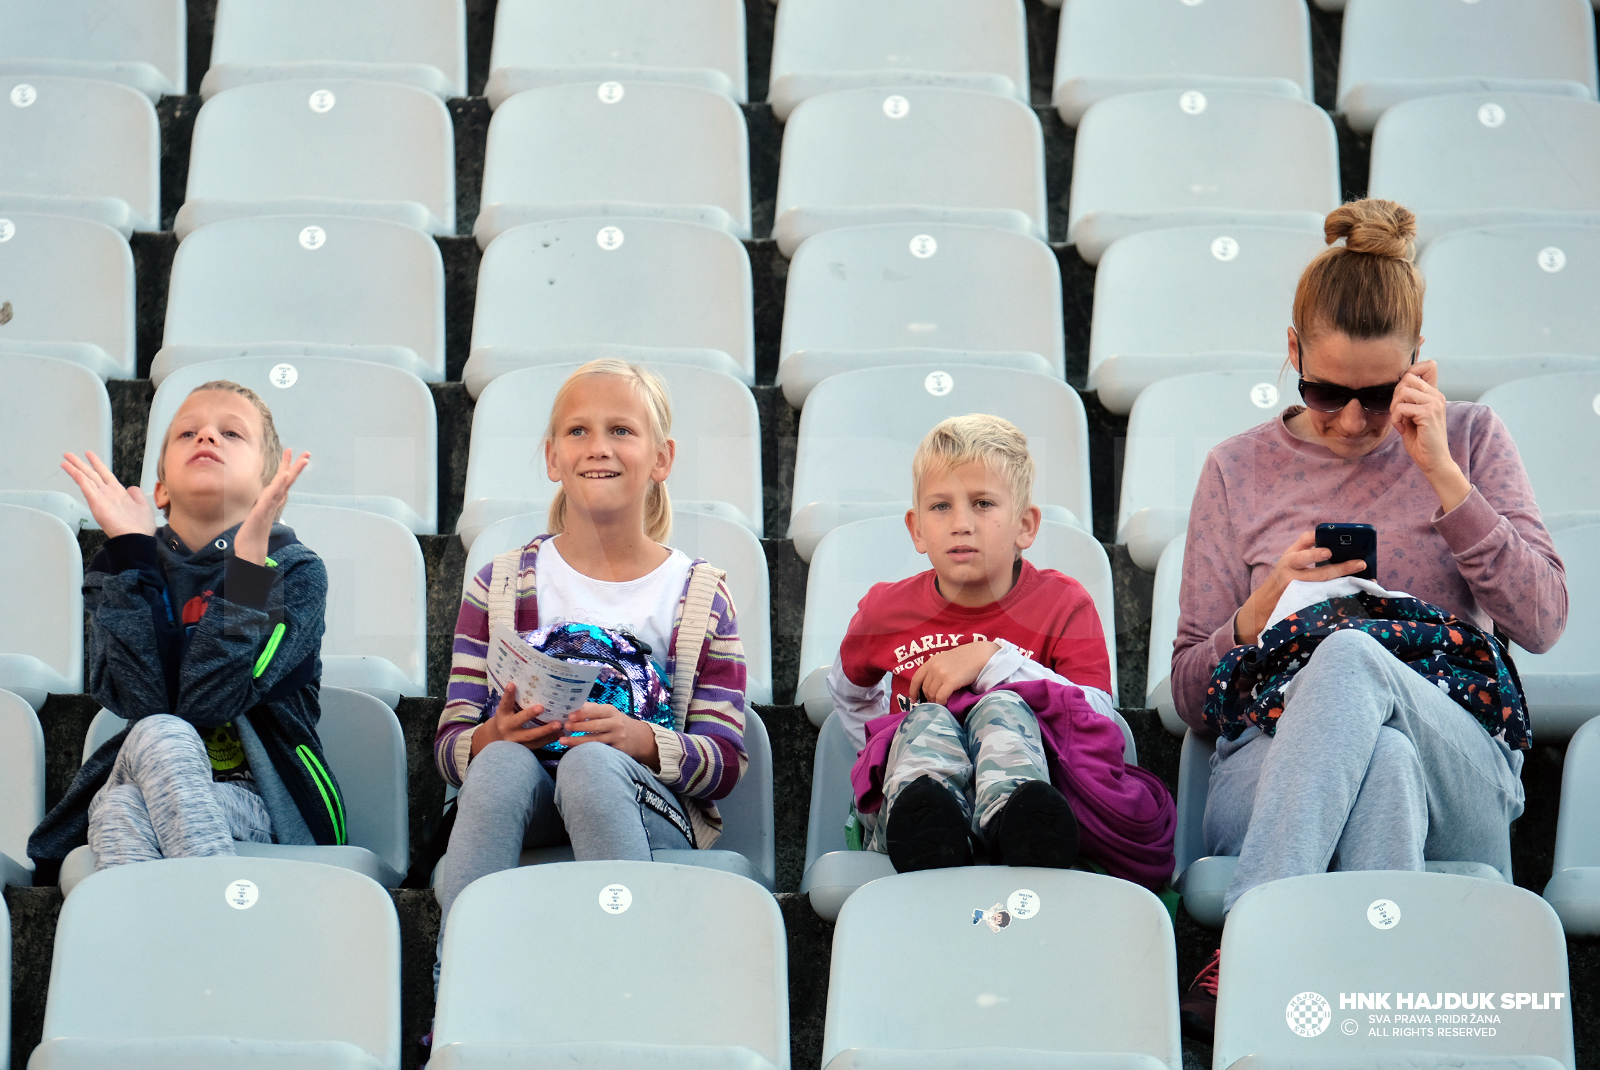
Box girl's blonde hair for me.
[544,359,674,542]
[1292,199,1425,344]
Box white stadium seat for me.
[0,213,135,379]
[0,354,112,530]
[0,0,185,101]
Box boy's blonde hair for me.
[911,414,1035,513]
[543,359,674,543]
[156,381,282,518]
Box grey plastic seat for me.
[457,362,762,548]
[1480,373,1600,532]
[796,516,1119,725]
[280,505,427,708]
[465,217,753,398]
[0,689,43,888]
[0,354,112,530]
[803,708,1138,922]
[431,861,786,1069]
[177,79,456,240]
[62,686,412,895]
[1052,0,1311,126]
[774,87,1046,258]
[203,0,467,100]
[1068,88,1338,265]
[824,867,1181,1070]
[788,365,1091,563]
[776,223,1064,408]
[0,0,184,101]
[1508,525,1600,739]
[767,0,1028,122]
[485,0,746,108]
[465,509,774,706]
[1215,870,1572,1070]
[1544,715,1600,933]
[143,356,438,533]
[1,888,7,1070]
[0,504,82,711]
[153,215,446,384]
[1174,730,1510,928]
[475,81,751,248]
[1088,225,1324,414]
[1369,92,1600,249]
[1419,225,1600,400]
[1337,0,1598,135]
[1117,368,1290,571]
[0,213,134,378]
[1146,537,1185,737]
[0,75,159,236]
[34,856,401,1069]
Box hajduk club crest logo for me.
[1286,991,1333,1037]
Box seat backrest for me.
[780,222,1063,373]
[0,74,159,231]
[1511,524,1600,675]
[464,362,762,536]
[1116,368,1291,546]
[824,867,1180,1068]
[40,856,400,1064]
[0,689,43,873]
[279,505,428,695]
[1421,224,1600,363]
[1369,93,1600,235]
[790,363,1092,536]
[1479,372,1600,525]
[209,0,467,97]
[712,707,774,886]
[1089,225,1322,376]
[0,353,112,517]
[184,78,456,232]
[478,81,751,240]
[1552,715,1600,873]
[488,0,747,102]
[471,217,754,387]
[0,212,135,378]
[1338,0,1598,104]
[1215,870,1574,1070]
[314,686,410,879]
[1,888,8,1070]
[163,215,446,382]
[1146,535,1185,734]
[463,509,773,705]
[775,86,1047,241]
[0,0,185,95]
[799,516,1119,704]
[0,504,83,690]
[142,356,438,533]
[434,860,786,1063]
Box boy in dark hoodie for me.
[28,380,344,883]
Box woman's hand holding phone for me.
[471,681,565,758]
[1232,531,1370,646]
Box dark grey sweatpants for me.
[1204,629,1525,915]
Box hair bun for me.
[1324,198,1416,261]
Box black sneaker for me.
[1180,948,1221,1040]
[989,779,1080,868]
[886,776,972,873]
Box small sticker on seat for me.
[598,81,625,104]
[309,89,336,113]
[1537,247,1565,273]
[1477,102,1505,128]
[599,883,632,914]
[1211,236,1239,261]
[270,363,298,389]
[0,219,13,242]
[1251,383,1279,408]
[883,95,910,119]
[925,371,953,396]
[597,226,625,250]
[909,234,937,259]
[10,84,36,108]
[225,879,259,910]
[1007,888,1040,919]
[299,225,326,250]
[1367,898,1401,930]
[1179,91,1207,115]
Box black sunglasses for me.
[1292,327,1417,415]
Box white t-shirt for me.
[535,538,693,671]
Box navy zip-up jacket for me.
[28,520,345,876]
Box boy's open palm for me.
[908,641,1000,706]
[62,451,156,538]
[235,449,311,566]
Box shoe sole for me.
[994,780,1080,869]
[886,778,971,873]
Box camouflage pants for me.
[862,690,1050,853]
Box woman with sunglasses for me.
[1170,199,1567,1032]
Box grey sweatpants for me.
[1204,629,1525,914]
[88,713,273,869]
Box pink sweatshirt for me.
[1172,403,1567,734]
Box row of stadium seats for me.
[3,73,1598,255]
[11,850,1574,1070]
[4,0,1597,131]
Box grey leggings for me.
[88,714,273,869]
[1204,629,1525,915]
